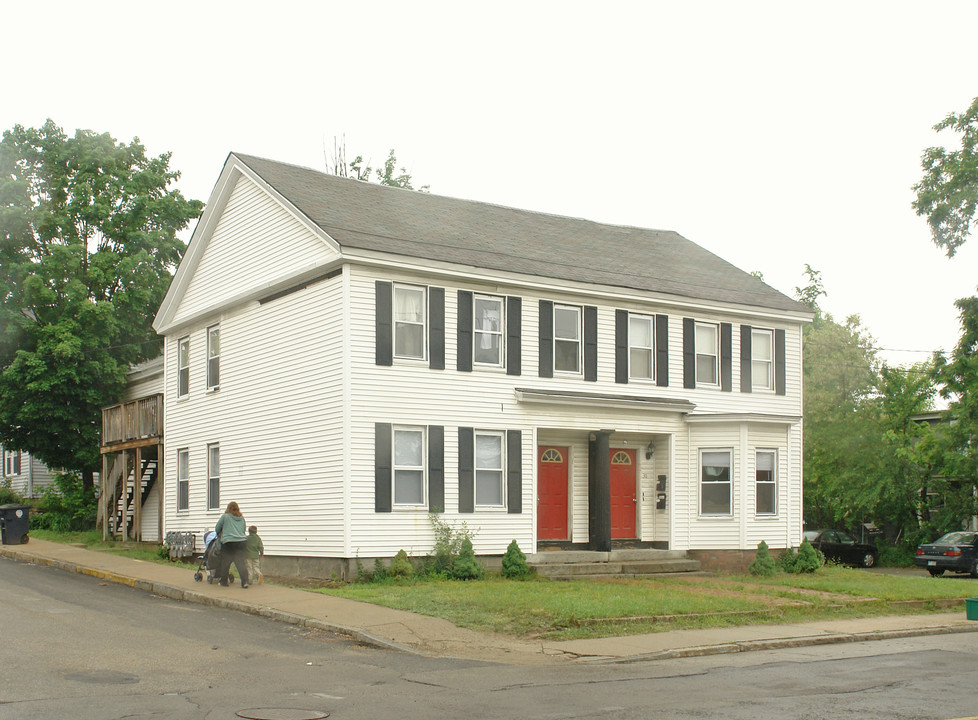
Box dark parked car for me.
[914,531,978,577]
[803,529,879,568]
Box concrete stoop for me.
[528,549,702,580]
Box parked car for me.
[914,531,978,577]
[802,529,879,568]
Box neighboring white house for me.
[1,446,54,498]
[149,152,812,576]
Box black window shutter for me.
[456,290,473,372]
[584,305,598,382]
[615,309,628,384]
[506,296,522,376]
[720,322,733,392]
[374,423,392,512]
[539,300,553,378]
[775,329,787,395]
[740,325,753,393]
[428,425,444,513]
[429,287,445,370]
[507,430,522,514]
[375,282,393,366]
[458,427,474,513]
[655,314,669,386]
[683,317,696,389]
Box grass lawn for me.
[29,531,977,641]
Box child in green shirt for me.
[246,525,264,584]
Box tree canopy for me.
[0,120,202,486]
[912,96,978,257]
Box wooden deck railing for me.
[101,394,163,447]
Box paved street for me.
[5,555,978,720]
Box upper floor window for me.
[177,448,190,512]
[700,449,732,515]
[393,426,426,505]
[207,325,221,390]
[177,337,190,397]
[695,322,719,386]
[475,430,505,507]
[207,443,220,510]
[554,304,582,373]
[756,450,777,515]
[473,295,504,367]
[629,314,654,379]
[394,285,426,359]
[751,328,774,391]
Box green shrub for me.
[0,480,25,506]
[372,558,388,582]
[501,539,532,579]
[30,472,95,532]
[389,549,413,578]
[749,540,777,576]
[450,538,483,580]
[428,512,476,577]
[878,544,915,567]
[779,538,824,574]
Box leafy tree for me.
[325,138,428,191]
[912,96,978,257]
[0,120,202,494]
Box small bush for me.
[389,549,413,578]
[451,538,483,580]
[501,539,532,579]
[428,512,476,577]
[372,558,388,582]
[0,480,25,506]
[749,540,777,576]
[779,538,824,574]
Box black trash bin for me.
[0,504,30,545]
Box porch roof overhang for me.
[684,412,802,425]
[514,387,696,413]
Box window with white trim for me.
[394,285,426,359]
[755,450,777,515]
[177,337,190,397]
[752,328,774,391]
[475,430,505,506]
[4,450,21,476]
[207,444,220,510]
[554,304,582,373]
[473,295,504,366]
[393,426,425,505]
[206,325,221,390]
[629,314,654,379]
[177,448,189,512]
[700,449,732,515]
[695,322,719,386]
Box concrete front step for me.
[528,549,688,564]
[528,549,702,580]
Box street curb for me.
[0,546,424,657]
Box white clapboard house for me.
[149,153,812,577]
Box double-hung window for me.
[393,427,425,505]
[206,325,221,390]
[700,449,732,515]
[629,314,654,379]
[207,444,220,510]
[756,450,777,515]
[177,337,190,397]
[475,430,505,507]
[751,328,774,391]
[4,450,21,476]
[177,448,190,511]
[554,304,582,373]
[695,322,719,386]
[473,295,504,367]
[394,285,426,359]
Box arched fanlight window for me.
[611,451,632,465]
[541,448,563,463]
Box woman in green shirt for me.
[214,501,250,588]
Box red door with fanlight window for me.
[537,446,569,540]
[610,448,637,538]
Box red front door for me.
[537,446,569,540]
[610,448,637,538]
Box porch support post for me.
[588,430,614,552]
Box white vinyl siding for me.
[629,314,654,379]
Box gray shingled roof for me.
[234,153,808,314]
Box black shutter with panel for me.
[506,296,522,376]
[584,305,598,382]
[457,290,473,372]
[720,322,733,392]
[429,287,445,370]
[375,423,392,512]
[615,309,628,384]
[539,300,553,378]
[740,325,753,393]
[428,425,444,513]
[683,317,696,389]
[507,429,522,514]
[458,427,474,513]
[775,329,787,395]
[375,281,393,366]
[656,314,669,386]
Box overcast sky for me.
[5,1,977,368]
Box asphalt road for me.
[3,555,978,720]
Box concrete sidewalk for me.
[3,539,977,665]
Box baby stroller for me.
[194,530,234,584]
